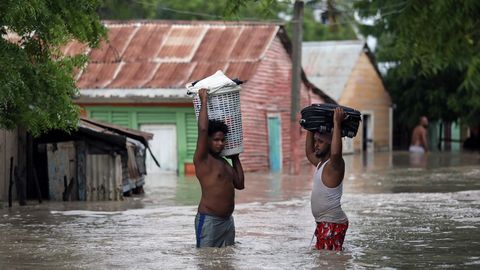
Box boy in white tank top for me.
[305,107,348,251]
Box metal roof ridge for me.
[87,59,262,64]
[102,20,282,27]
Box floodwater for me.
[1,151,479,269]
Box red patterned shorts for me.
[315,221,348,251]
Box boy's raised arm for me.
[194,89,209,164]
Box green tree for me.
[354,0,480,126]
[98,0,357,41]
[0,0,106,136]
[98,0,282,20]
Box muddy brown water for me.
[1,152,479,269]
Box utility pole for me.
[291,0,303,123]
[327,0,338,32]
[290,0,303,174]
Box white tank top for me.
[311,160,348,223]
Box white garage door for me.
[140,124,177,173]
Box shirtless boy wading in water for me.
[409,116,429,153]
[194,88,245,248]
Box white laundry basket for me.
[187,71,244,156]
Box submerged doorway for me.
[362,113,374,152]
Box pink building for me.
[66,20,333,175]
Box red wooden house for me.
[66,20,333,175]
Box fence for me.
[0,129,18,203]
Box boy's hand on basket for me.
[198,88,208,102]
[333,107,345,127]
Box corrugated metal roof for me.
[302,40,365,101]
[80,117,153,145]
[73,21,279,94]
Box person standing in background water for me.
[410,116,429,153]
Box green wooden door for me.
[268,116,282,172]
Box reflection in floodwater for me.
[0,152,479,269]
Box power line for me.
[115,0,398,27]
[156,6,221,19]
[116,0,409,25]
[128,0,286,23]
[129,0,223,19]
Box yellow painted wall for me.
[339,53,392,152]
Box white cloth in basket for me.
[186,70,240,95]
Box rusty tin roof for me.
[70,20,281,102]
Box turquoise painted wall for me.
[451,121,461,151]
[86,106,197,176]
[267,116,281,172]
[428,121,440,151]
[428,120,462,152]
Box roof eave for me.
[75,88,192,104]
[80,117,153,145]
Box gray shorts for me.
[195,212,235,248]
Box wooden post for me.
[290,0,304,174]
[32,167,42,203]
[63,175,68,201]
[327,0,338,32]
[17,127,27,205]
[291,0,303,123]
[14,166,26,205]
[8,157,13,208]
[76,141,86,201]
[62,176,75,202]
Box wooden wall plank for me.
[1,129,18,203]
[340,53,392,151]
[0,130,5,202]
